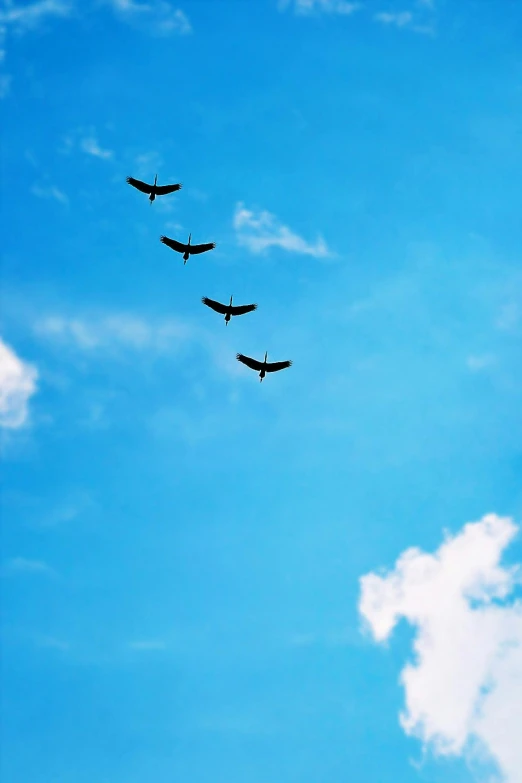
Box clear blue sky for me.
[1,1,521,782]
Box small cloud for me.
[280,0,361,15]
[233,202,330,258]
[129,640,167,651]
[0,73,12,99]
[36,635,70,652]
[3,557,57,577]
[108,1,192,35]
[35,313,192,354]
[0,338,38,429]
[374,7,435,35]
[80,135,113,160]
[374,11,413,27]
[466,354,495,372]
[0,0,72,32]
[31,183,69,205]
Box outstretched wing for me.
[189,242,216,255]
[155,183,182,196]
[230,303,257,317]
[236,353,263,372]
[202,297,228,315]
[126,176,152,194]
[160,235,186,253]
[266,360,292,373]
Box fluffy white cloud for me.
[234,202,330,258]
[359,514,522,783]
[0,338,38,428]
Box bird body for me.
[236,351,292,382]
[202,295,257,325]
[160,233,216,264]
[126,174,182,203]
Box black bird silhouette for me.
[126,174,181,203]
[160,234,216,264]
[236,351,292,382]
[202,295,257,326]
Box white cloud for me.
[359,514,522,783]
[0,338,38,429]
[374,11,413,27]
[374,8,435,35]
[108,0,191,35]
[129,639,167,650]
[31,183,69,204]
[0,73,12,98]
[35,313,192,353]
[466,354,495,372]
[80,135,113,160]
[0,0,72,31]
[280,0,361,15]
[3,557,57,577]
[233,202,330,258]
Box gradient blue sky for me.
[1,1,522,782]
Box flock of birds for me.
[126,174,293,382]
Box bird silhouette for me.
[160,234,216,264]
[126,174,181,203]
[236,352,292,382]
[202,295,257,326]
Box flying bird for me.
[202,295,257,326]
[160,234,216,264]
[236,351,292,382]
[126,174,181,203]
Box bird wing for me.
[189,242,216,255]
[230,303,257,316]
[160,235,186,253]
[266,360,292,373]
[126,176,152,194]
[236,353,263,372]
[155,183,182,196]
[202,297,228,315]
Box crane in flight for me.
[126,174,181,203]
[160,234,216,264]
[236,352,292,382]
[202,295,257,326]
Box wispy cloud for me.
[80,134,113,160]
[3,557,57,577]
[0,338,38,429]
[279,0,361,15]
[374,7,435,35]
[233,202,330,258]
[466,354,495,372]
[35,313,192,353]
[0,0,72,31]
[31,183,69,205]
[129,639,167,651]
[359,514,522,783]
[108,0,191,35]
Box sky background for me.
[1,1,522,782]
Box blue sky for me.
[1,1,522,782]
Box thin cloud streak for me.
[234,202,330,258]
